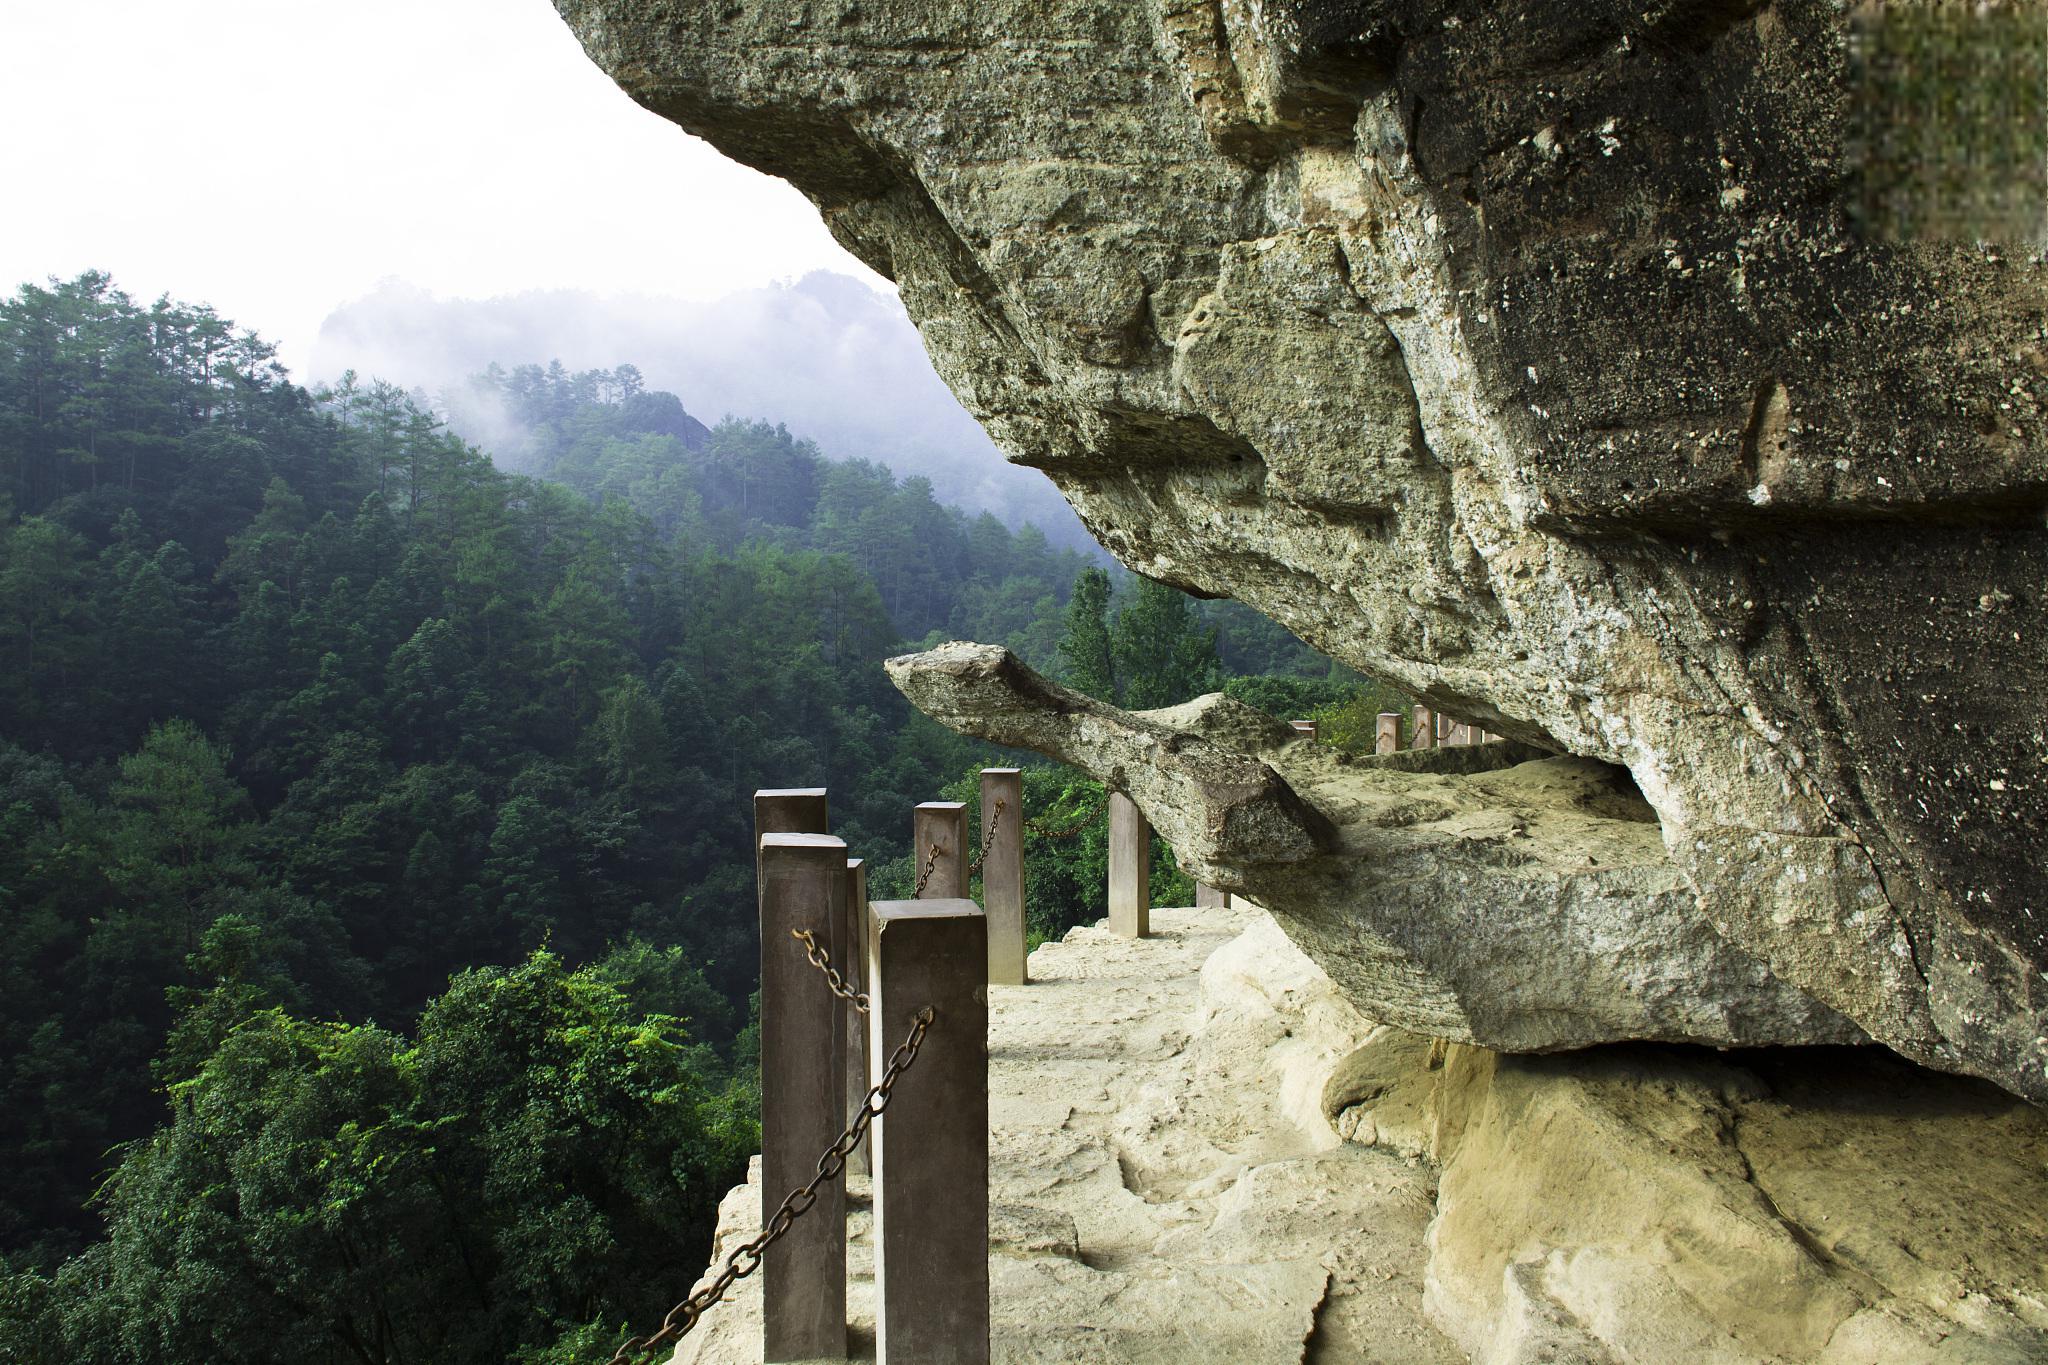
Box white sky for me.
[0,0,883,374]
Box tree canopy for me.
[0,273,1364,1361]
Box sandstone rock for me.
[1324,1026,1444,1162]
[1193,911,1385,1149]
[1191,910,2048,1365]
[888,642,1862,1053]
[550,0,2048,1102]
[1205,907,2048,1365]
[1422,1043,2048,1365]
[661,903,2047,1363]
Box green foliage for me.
[0,273,1345,1363]
[1059,568,1254,710]
[0,277,1051,1273]
[2,951,751,1365]
[1057,567,1117,698]
[944,763,1192,947]
[108,719,250,889]
[1112,576,1221,709]
[1305,687,1417,754]
[1223,673,1370,723]
[0,1258,65,1363]
[1201,596,1343,680]
[1218,672,1416,754]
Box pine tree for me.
[1057,567,1118,700]
[1113,576,1221,709]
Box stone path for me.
[673,903,1462,1363]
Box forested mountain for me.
[435,357,1334,681]
[0,272,1359,1363]
[312,272,1096,548]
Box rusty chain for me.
[910,841,942,896]
[605,1003,937,1365]
[965,798,1005,876]
[791,927,868,1014]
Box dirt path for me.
[675,903,1461,1363]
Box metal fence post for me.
[757,832,849,1362]
[978,768,1026,985]
[1108,791,1150,938]
[913,801,968,899]
[868,897,989,1365]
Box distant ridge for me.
[311,272,1094,550]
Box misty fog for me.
[311,271,1096,551]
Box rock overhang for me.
[553,0,2048,1102]
[887,642,1864,1054]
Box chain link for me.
[910,841,942,896]
[965,798,1005,876]
[606,1004,937,1365]
[791,928,868,1014]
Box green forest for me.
[0,273,1376,1363]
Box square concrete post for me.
[1291,719,1319,741]
[913,801,968,900]
[845,855,872,1175]
[1108,791,1150,938]
[755,788,829,891]
[1195,883,1231,908]
[757,833,849,1362]
[1375,711,1402,754]
[754,788,846,1245]
[868,898,989,1365]
[1412,706,1436,750]
[978,768,1027,985]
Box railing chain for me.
[910,841,942,896]
[605,1004,937,1364]
[792,927,868,1014]
[965,798,1005,876]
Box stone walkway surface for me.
[672,903,1463,1363]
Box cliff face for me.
[552,0,2047,1100]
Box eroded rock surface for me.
[1423,1043,2048,1364]
[889,641,1861,1051]
[662,903,2048,1363]
[551,0,2048,1099]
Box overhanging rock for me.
[889,643,1862,1053]
[554,0,2048,1100]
